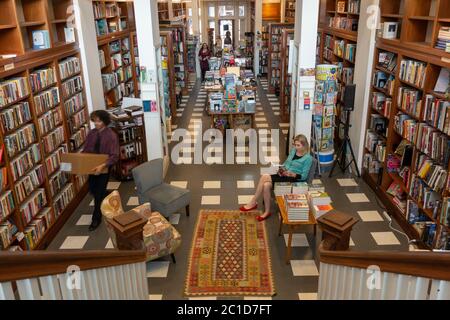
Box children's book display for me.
[313,65,338,165]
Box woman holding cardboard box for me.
[83,110,119,231]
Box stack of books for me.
[274,182,292,196]
[284,194,309,221]
[308,191,332,206]
[292,182,308,194]
[309,182,325,192]
[435,27,450,53]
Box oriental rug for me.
[185,210,275,297]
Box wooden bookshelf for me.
[159,21,189,97]
[259,25,269,76]
[0,47,90,251]
[158,1,169,21]
[160,30,177,121]
[268,22,294,94]
[93,0,140,109]
[172,1,187,19]
[362,0,450,250]
[244,32,254,71]
[285,0,296,23]
[280,29,294,122]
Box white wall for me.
[73,0,105,112]
[349,0,379,170]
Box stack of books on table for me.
[292,182,309,194]
[308,182,325,192]
[274,182,292,196]
[284,194,309,221]
[308,191,332,218]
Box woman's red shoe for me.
[256,213,272,221]
[239,203,258,212]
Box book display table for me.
[276,196,318,264]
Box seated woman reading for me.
[240,134,313,221]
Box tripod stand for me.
[329,109,360,178]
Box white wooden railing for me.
[318,262,450,300]
[0,250,148,300]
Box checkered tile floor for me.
[49,77,409,300]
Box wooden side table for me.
[276,196,318,264]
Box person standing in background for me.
[224,31,232,46]
[83,110,119,231]
[198,43,211,82]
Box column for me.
[254,0,262,74]
[191,0,202,79]
[291,0,320,144]
[280,0,286,22]
[349,0,379,170]
[168,0,174,20]
[73,0,105,112]
[133,0,164,161]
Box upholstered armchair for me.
[101,191,181,262]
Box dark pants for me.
[88,173,110,223]
[200,63,209,82]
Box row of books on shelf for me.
[120,142,142,160]
[65,92,84,117]
[15,164,45,204]
[30,68,56,93]
[365,130,386,162]
[21,189,47,225]
[59,57,81,81]
[415,153,448,194]
[10,144,41,181]
[34,87,60,116]
[377,51,397,73]
[0,220,18,250]
[45,145,67,177]
[23,207,54,250]
[327,17,358,32]
[0,77,29,108]
[423,95,450,135]
[370,114,387,137]
[0,102,32,135]
[38,109,63,136]
[398,87,422,119]
[43,126,65,154]
[0,191,15,222]
[62,76,83,100]
[373,71,394,96]
[371,92,391,118]
[399,59,426,88]
[70,125,88,150]
[4,124,36,158]
[102,73,120,92]
[49,170,70,198]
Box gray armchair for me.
[132,159,191,218]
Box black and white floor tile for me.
[48,76,409,300]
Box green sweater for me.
[283,149,313,182]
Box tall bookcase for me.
[268,22,294,94]
[93,0,140,109]
[0,1,90,251]
[259,25,269,76]
[285,0,296,23]
[172,1,187,19]
[362,0,450,250]
[160,30,177,121]
[159,22,189,97]
[245,32,255,71]
[317,0,360,147]
[280,29,294,122]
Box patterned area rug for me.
[185,210,275,297]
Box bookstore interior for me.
[0,0,449,302]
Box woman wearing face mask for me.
[240,134,313,221]
[82,110,119,231]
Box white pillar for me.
[280,0,286,22]
[191,0,201,79]
[73,0,105,112]
[350,0,379,170]
[133,0,164,162]
[291,0,319,144]
[168,0,173,19]
[254,0,262,75]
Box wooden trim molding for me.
[319,244,450,281]
[0,250,147,282]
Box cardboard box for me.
[60,153,108,175]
